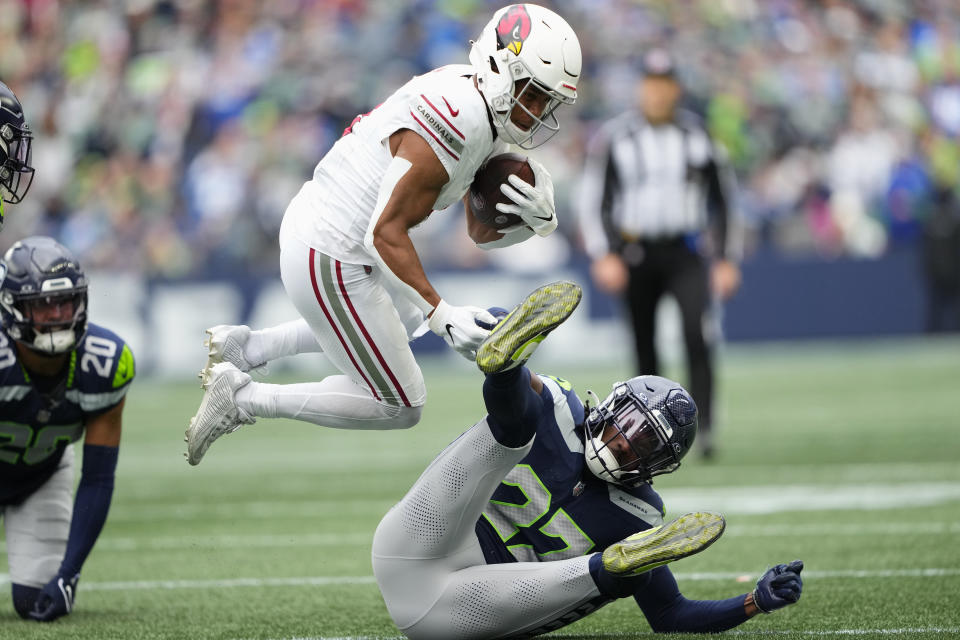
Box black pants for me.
[623,238,714,440]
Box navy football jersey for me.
[477,374,666,564]
[0,322,135,505]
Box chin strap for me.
[32,329,76,354]
[584,389,601,418]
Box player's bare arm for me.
[371,128,494,360]
[369,128,450,311]
[84,397,124,447]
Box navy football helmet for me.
[0,81,34,210]
[0,236,88,355]
[583,375,698,486]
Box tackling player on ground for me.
[0,80,36,232]
[185,4,582,465]
[372,282,803,638]
[0,237,135,622]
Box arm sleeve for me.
[482,367,541,448]
[578,124,623,259]
[634,566,751,633]
[58,444,118,577]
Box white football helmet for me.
[469,4,581,149]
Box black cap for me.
[642,48,676,78]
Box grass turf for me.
[1,336,958,639]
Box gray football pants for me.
[372,419,602,639]
[1,446,73,588]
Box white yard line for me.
[660,482,960,515]
[2,568,956,592]
[724,521,960,536]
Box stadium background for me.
[2,0,960,373]
[1,2,959,639]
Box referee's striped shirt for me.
[578,108,742,261]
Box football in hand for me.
[468,153,535,230]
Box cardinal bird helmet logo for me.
[496,5,532,55]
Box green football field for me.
[2,336,959,640]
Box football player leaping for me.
[0,80,36,231]
[186,4,581,465]
[0,237,135,622]
[372,282,804,639]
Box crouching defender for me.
[372,281,803,639]
[0,237,134,621]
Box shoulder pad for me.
[76,324,136,392]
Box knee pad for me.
[387,404,422,430]
[12,583,40,619]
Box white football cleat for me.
[200,325,266,387]
[185,362,255,466]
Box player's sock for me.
[588,552,649,598]
[235,375,421,430]
[483,366,539,447]
[249,318,322,363]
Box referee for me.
[578,49,741,459]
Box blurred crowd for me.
[2,0,960,277]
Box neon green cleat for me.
[602,511,726,577]
[476,280,582,374]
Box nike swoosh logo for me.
[442,97,459,117]
[532,213,555,222]
[445,323,456,342]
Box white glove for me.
[497,157,558,237]
[428,300,496,361]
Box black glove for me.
[29,573,79,622]
[753,560,803,613]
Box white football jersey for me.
[285,64,510,264]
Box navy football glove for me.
[753,560,803,613]
[475,307,509,330]
[29,573,79,622]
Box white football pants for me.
[233,218,426,430]
[1,446,73,587]
[372,419,603,640]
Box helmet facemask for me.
[0,121,34,204]
[583,383,684,486]
[493,73,568,149]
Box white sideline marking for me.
[244,629,960,640]
[106,481,960,522]
[662,482,960,515]
[83,576,378,591]
[725,521,960,537]
[2,568,956,592]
